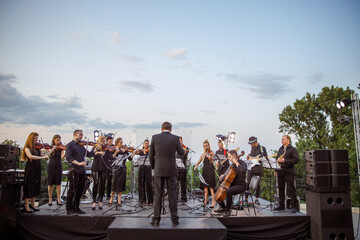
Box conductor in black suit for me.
[149,122,185,226]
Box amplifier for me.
[305,149,330,162]
[0,171,16,185]
[0,145,20,159]
[306,161,331,175]
[0,157,17,170]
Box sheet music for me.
[136,155,150,166]
[176,158,185,169]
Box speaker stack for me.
[305,149,354,240]
[0,144,21,206]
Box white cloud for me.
[119,80,156,93]
[110,32,123,46]
[164,48,188,60]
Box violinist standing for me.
[21,132,49,213]
[215,150,247,216]
[149,122,185,226]
[65,130,95,215]
[245,136,268,205]
[194,139,216,208]
[136,139,153,206]
[177,136,189,203]
[108,137,130,207]
[47,134,65,206]
[215,140,229,176]
[91,136,107,210]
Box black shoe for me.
[150,220,159,226]
[76,208,86,214]
[48,203,52,206]
[57,201,62,206]
[66,210,76,216]
[172,219,179,226]
[214,207,226,213]
[254,199,260,205]
[223,211,231,217]
[290,208,297,213]
[99,203,103,210]
[23,208,33,213]
[29,204,40,211]
[274,205,285,211]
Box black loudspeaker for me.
[306,174,331,188]
[305,149,331,162]
[306,191,354,240]
[0,145,19,159]
[330,149,348,162]
[306,161,331,175]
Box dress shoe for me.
[57,201,62,206]
[66,210,76,216]
[172,219,179,226]
[99,203,103,210]
[214,207,226,212]
[254,199,260,205]
[150,220,159,226]
[274,205,285,211]
[290,208,297,213]
[76,208,86,214]
[48,203,52,206]
[91,203,96,210]
[23,207,33,214]
[29,204,40,211]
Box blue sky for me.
[0,0,359,161]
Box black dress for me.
[111,152,128,192]
[201,157,216,189]
[47,150,63,185]
[24,149,42,198]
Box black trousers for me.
[245,165,262,199]
[219,184,246,211]
[153,176,178,222]
[92,171,107,203]
[106,172,112,196]
[66,169,86,211]
[177,169,187,201]
[277,170,297,208]
[138,165,154,204]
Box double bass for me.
[214,150,245,203]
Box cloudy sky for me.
[0,0,359,162]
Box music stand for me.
[257,157,280,213]
[188,171,212,215]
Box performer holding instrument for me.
[177,136,189,203]
[194,139,216,208]
[21,132,49,213]
[108,137,130,207]
[215,140,229,176]
[245,136,268,205]
[134,139,153,206]
[47,134,65,206]
[91,136,107,210]
[65,130,95,215]
[215,150,247,216]
[274,135,299,213]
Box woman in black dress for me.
[91,136,107,210]
[194,139,216,208]
[21,132,48,213]
[47,134,65,206]
[108,137,130,207]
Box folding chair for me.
[235,175,260,216]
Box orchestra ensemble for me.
[20,124,299,221]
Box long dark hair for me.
[50,134,61,157]
[20,132,39,161]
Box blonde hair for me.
[96,136,106,150]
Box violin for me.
[79,141,96,147]
[55,144,66,151]
[35,142,51,150]
[103,144,117,152]
[143,147,150,154]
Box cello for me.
[214,149,245,203]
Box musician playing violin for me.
[108,137,130,207]
[194,139,216,208]
[177,136,189,203]
[47,134,65,206]
[90,136,107,210]
[215,150,247,216]
[134,139,153,206]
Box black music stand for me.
[188,171,212,215]
[257,156,279,213]
[148,191,167,218]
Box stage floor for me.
[9,196,310,240]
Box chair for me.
[235,175,260,216]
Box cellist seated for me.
[214,150,247,216]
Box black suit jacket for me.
[149,131,185,177]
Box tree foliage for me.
[279,86,359,206]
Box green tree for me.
[279,86,359,206]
